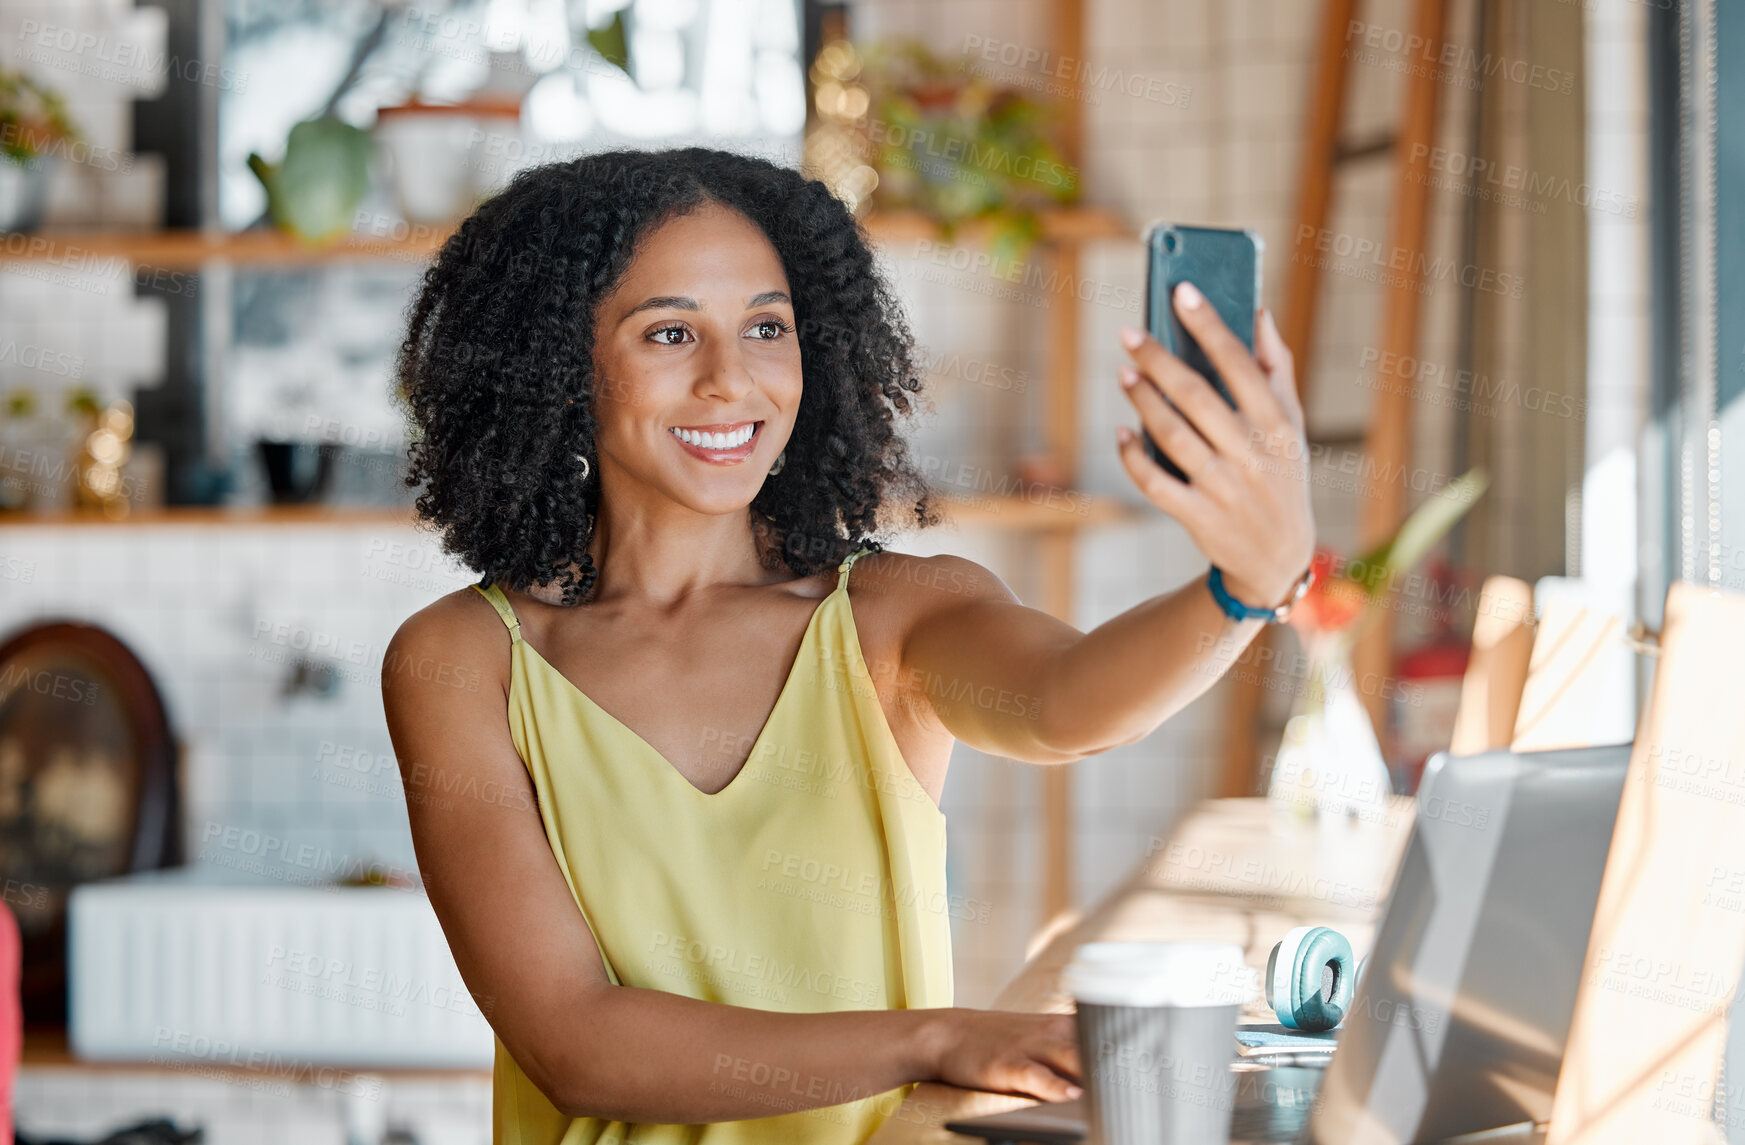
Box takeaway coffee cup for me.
[1061,941,1255,1145]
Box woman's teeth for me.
[671,425,755,449]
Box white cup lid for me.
[1061,941,1256,1007]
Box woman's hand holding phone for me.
[1115,281,1316,613]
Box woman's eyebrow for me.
[619,290,787,320]
[622,294,699,319]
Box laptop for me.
[944,743,1632,1145]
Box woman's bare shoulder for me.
[847,550,1020,630]
[852,549,1017,601]
[383,584,513,698]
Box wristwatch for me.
[1208,563,1316,624]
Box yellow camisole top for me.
[469,545,953,1145]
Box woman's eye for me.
[749,319,790,340]
[650,325,691,345]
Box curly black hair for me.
[396,147,940,605]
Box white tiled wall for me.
[0,520,477,880]
[2,518,489,1135]
[0,269,168,414]
[0,0,170,225]
[0,0,173,464]
[0,0,167,151]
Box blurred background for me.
[0,0,1737,1141]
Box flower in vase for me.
[1267,469,1490,819]
[1289,549,1372,637]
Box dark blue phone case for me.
[1141,223,1263,481]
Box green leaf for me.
[0,69,79,160]
[67,386,100,417]
[587,11,629,75]
[264,118,373,243]
[1353,467,1489,597]
[987,209,1040,264]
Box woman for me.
[383,147,1314,1144]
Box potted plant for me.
[373,97,522,225]
[0,388,37,511]
[0,70,79,232]
[844,40,1078,258]
[248,117,374,244]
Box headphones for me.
[1264,926,1365,1032]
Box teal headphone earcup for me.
[1265,926,1355,1032]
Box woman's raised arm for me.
[889,294,1315,764]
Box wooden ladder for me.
[1217,0,1454,796]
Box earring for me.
[575,454,591,481]
[768,450,786,476]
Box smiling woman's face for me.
[590,201,802,518]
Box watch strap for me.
[1208,563,1316,624]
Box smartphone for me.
[1140,223,1264,481]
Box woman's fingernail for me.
[1118,325,1145,350]
[1176,281,1203,310]
[1116,425,1134,445]
[1066,1085,1084,1099]
[1118,365,1139,388]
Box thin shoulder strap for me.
[836,545,874,592]
[470,580,523,644]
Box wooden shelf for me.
[0,208,1132,270]
[0,227,449,269]
[860,206,1132,246]
[0,505,419,527]
[20,1028,490,1081]
[933,490,1136,531]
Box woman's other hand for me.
[919,1008,1084,1103]
[1115,283,1316,611]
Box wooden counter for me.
[869,796,1416,1143]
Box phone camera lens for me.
[1164,232,1178,252]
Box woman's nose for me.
[693,342,756,401]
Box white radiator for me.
[69,868,495,1068]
